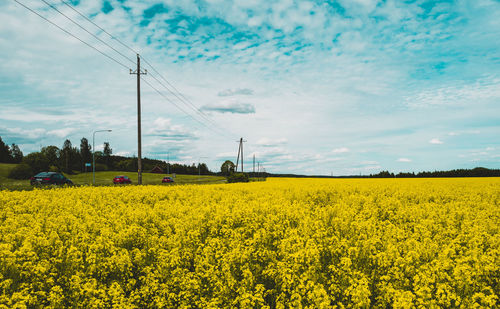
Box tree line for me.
[1,136,213,179]
[2,136,498,179]
[0,137,23,164]
[369,167,500,178]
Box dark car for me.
[30,172,73,186]
[113,175,132,184]
[162,176,174,183]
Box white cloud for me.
[115,151,131,157]
[47,128,76,138]
[429,138,444,145]
[3,127,46,139]
[1,0,499,175]
[147,118,196,140]
[200,99,255,114]
[256,138,288,147]
[216,151,236,158]
[405,76,500,109]
[397,158,412,162]
[218,88,254,96]
[332,147,349,153]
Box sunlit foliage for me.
[0,178,498,308]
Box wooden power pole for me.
[235,137,246,173]
[253,154,255,173]
[130,54,147,184]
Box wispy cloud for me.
[1,127,46,140]
[1,0,499,174]
[256,138,288,147]
[114,151,131,157]
[146,118,197,140]
[218,88,254,97]
[47,128,76,138]
[200,100,255,114]
[216,151,236,158]
[405,76,500,109]
[397,158,412,162]
[429,138,443,145]
[332,147,349,154]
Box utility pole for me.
[253,154,255,173]
[236,138,241,171]
[235,138,246,173]
[130,54,147,184]
[92,129,112,185]
[167,153,170,174]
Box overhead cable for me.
[56,0,234,136]
[12,0,131,70]
[141,77,233,138]
[41,0,136,66]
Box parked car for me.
[30,172,73,186]
[162,176,174,183]
[113,175,132,184]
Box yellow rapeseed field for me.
[0,178,499,308]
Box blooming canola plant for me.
[0,178,498,307]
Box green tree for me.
[60,139,77,174]
[103,142,112,169]
[41,146,60,170]
[198,163,209,175]
[9,144,23,163]
[220,160,235,176]
[0,136,11,163]
[80,138,91,172]
[23,152,50,174]
[8,163,32,179]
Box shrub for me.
[95,163,108,171]
[227,172,249,183]
[8,163,33,179]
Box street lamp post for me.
[92,129,112,185]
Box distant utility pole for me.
[92,129,112,185]
[130,54,147,184]
[167,153,170,174]
[253,154,255,173]
[198,156,207,176]
[235,137,246,173]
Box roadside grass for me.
[0,163,226,190]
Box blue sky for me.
[0,0,499,175]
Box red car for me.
[162,176,174,183]
[113,175,132,184]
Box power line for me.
[41,0,136,66]
[146,72,230,136]
[59,0,139,55]
[12,0,131,70]
[141,77,232,138]
[58,0,204,115]
[141,58,215,120]
[59,0,237,138]
[16,0,237,139]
